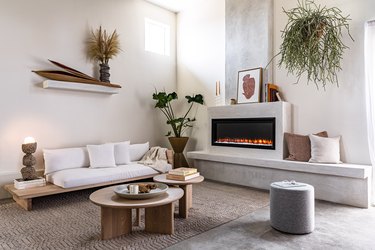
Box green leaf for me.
[153,91,169,108]
[185,94,204,104]
[167,92,178,101]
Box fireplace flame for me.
[215,138,273,146]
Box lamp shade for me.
[24,137,36,144]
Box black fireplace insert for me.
[211,117,276,149]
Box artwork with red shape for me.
[242,74,255,99]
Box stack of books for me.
[264,83,283,102]
[166,167,200,181]
[14,177,46,190]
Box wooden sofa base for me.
[4,174,158,211]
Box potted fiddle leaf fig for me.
[271,0,354,89]
[87,26,121,83]
[152,90,204,167]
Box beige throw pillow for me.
[309,134,341,164]
[285,131,328,162]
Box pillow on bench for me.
[43,147,90,175]
[112,141,131,165]
[87,144,116,168]
[309,134,342,164]
[129,142,149,162]
[285,131,328,162]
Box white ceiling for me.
[145,0,186,13]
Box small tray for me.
[114,182,169,200]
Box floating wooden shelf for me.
[43,80,120,94]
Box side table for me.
[153,174,204,218]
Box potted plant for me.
[87,26,121,83]
[152,91,204,167]
[270,0,354,89]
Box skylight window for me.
[145,18,170,56]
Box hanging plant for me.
[87,26,121,82]
[275,0,354,89]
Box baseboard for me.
[0,171,22,199]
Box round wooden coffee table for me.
[90,186,183,240]
[153,174,204,219]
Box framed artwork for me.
[236,67,262,104]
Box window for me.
[145,18,170,56]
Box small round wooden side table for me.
[90,186,183,240]
[153,174,204,219]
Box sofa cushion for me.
[87,144,116,168]
[45,163,172,188]
[285,131,328,162]
[129,142,149,162]
[113,141,131,165]
[309,134,342,164]
[43,147,89,175]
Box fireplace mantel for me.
[207,102,292,159]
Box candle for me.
[216,81,221,96]
[23,137,36,144]
[129,184,139,194]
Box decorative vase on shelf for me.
[99,63,110,82]
[168,137,189,168]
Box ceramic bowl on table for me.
[114,182,169,200]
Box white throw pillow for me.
[112,141,131,165]
[43,147,89,175]
[309,134,342,164]
[129,142,150,162]
[87,144,116,168]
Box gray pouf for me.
[270,181,315,234]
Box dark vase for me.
[99,63,110,82]
[168,137,189,168]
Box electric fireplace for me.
[211,117,276,150]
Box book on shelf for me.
[14,177,46,190]
[166,172,200,181]
[168,167,197,176]
[264,83,282,102]
[275,91,283,101]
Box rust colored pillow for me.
[284,131,328,162]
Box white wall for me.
[178,0,372,165]
[176,0,226,153]
[273,0,374,164]
[0,0,176,195]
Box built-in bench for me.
[187,151,372,208]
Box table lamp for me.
[21,137,38,180]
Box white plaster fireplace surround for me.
[207,102,292,159]
[187,102,372,208]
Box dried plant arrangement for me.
[270,0,354,89]
[87,26,121,82]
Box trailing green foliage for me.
[278,0,354,89]
[152,90,204,137]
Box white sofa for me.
[43,141,172,189]
[4,141,174,211]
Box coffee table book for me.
[14,177,46,190]
[168,167,197,176]
[166,172,200,181]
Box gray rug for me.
[0,181,269,250]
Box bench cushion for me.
[43,147,90,175]
[46,163,171,188]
